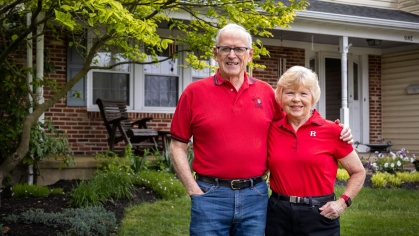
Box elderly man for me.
[170,23,352,236]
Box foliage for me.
[361,148,416,174]
[336,168,350,181]
[69,172,134,207]
[3,207,116,236]
[149,141,194,174]
[413,160,419,171]
[10,183,63,198]
[371,172,388,188]
[95,145,154,175]
[370,171,419,188]
[0,0,308,187]
[94,146,135,174]
[25,120,74,170]
[132,170,187,200]
[396,171,419,182]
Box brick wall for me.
[368,54,382,143]
[252,46,305,87]
[42,35,173,156]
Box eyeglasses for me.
[216,46,249,56]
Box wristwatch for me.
[340,195,352,207]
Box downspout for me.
[339,36,351,125]
[36,12,45,118]
[27,13,34,185]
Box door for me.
[348,56,362,143]
[318,52,362,143]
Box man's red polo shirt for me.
[171,69,283,179]
[267,110,353,196]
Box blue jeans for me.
[190,179,268,236]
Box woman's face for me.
[281,86,313,120]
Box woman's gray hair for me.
[276,66,321,106]
[215,23,252,48]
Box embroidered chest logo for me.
[252,97,263,108]
[310,131,316,137]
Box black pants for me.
[265,195,340,236]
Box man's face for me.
[213,31,253,81]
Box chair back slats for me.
[96,98,158,155]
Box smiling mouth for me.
[226,62,239,65]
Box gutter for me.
[296,10,419,31]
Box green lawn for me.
[118,186,419,235]
[336,187,418,236]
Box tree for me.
[0,0,308,202]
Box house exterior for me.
[43,0,419,157]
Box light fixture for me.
[366,39,382,46]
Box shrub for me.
[371,172,388,188]
[387,174,402,188]
[336,169,350,181]
[11,183,63,198]
[396,171,419,183]
[69,172,135,207]
[132,170,187,200]
[3,207,116,236]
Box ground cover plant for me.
[0,171,161,236]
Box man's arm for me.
[170,139,203,196]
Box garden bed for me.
[0,180,160,236]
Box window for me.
[143,48,179,108]
[87,37,214,112]
[91,45,131,105]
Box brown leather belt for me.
[196,174,264,190]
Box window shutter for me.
[66,36,86,106]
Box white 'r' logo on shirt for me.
[310,131,316,137]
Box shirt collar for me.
[276,109,325,128]
[213,69,256,86]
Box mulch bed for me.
[0,180,161,236]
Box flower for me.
[360,147,417,174]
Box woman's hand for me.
[319,199,346,220]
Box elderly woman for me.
[265,66,366,236]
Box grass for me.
[117,197,190,236]
[118,185,419,236]
[336,187,417,236]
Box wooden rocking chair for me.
[96,98,158,155]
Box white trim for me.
[360,54,370,151]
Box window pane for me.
[93,72,130,104]
[144,75,178,107]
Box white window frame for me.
[86,38,214,113]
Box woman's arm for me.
[319,150,366,219]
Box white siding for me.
[399,0,419,15]
[319,0,398,10]
[382,50,419,155]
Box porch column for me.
[339,36,351,125]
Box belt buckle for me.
[230,180,241,190]
[289,196,299,203]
